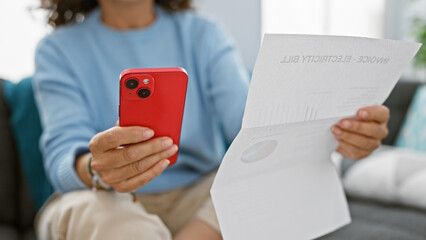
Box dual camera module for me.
[125,79,151,98]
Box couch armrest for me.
[382,80,422,145]
[0,79,19,225]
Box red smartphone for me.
[119,68,188,165]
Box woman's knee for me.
[38,190,171,240]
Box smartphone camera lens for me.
[125,79,138,89]
[138,88,151,98]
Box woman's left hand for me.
[331,105,390,160]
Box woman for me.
[34,0,390,239]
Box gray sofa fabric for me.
[320,197,426,240]
[382,80,421,146]
[0,226,19,240]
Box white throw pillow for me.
[343,148,426,209]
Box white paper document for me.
[211,34,421,240]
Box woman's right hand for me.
[78,126,178,193]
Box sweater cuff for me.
[56,143,90,193]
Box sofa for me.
[0,78,425,240]
[0,79,38,240]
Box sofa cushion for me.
[3,78,53,209]
[319,197,426,240]
[343,148,426,210]
[0,225,19,240]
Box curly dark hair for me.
[40,0,192,27]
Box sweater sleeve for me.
[200,20,250,144]
[33,38,96,193]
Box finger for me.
[89,126,154,153]
[113,159,170,193]
[331,126,381,151]
[336,120,388,139]
[101,145,178,184]
[94,136,173,169]
[357,105,390,123]
[336,146,352,160]
[336,139,370,160]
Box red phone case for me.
[119,68,188,165]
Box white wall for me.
[262,0,328,35]
[262,0,386,38]
[328,0,385,37]
[196,0,262,71]
[384,0,426,80]
[0,1,51,82]
[385,0,426,40]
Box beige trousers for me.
[36,171,220,240]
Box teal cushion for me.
[3,77,53,209]
[395,85,426,151]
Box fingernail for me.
[341,120,351,129]
[167,145,178,154]
[359,110,368,119]
[161,160,170,168]
[332,126,342,135]
[143,129,154,138]
[162,138,173,148]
